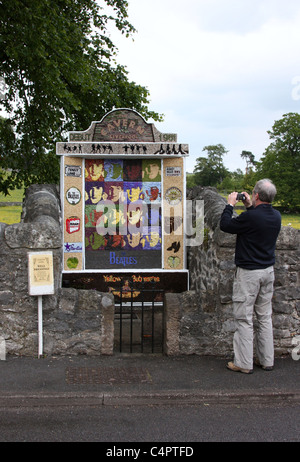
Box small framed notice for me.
[28,252,54,296]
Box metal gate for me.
[114,278,165,354]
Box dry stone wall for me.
[0,184,114,356]
[1,184,299,358]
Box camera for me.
[236,193,246,201]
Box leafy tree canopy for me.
[193,144,229,187]
[240,150,256,171]
[255,112,300,210]
[0,0,162,194]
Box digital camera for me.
[236,193,246,201]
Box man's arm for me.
[220,191,253,234]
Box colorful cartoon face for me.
[127,185,143,202]
[123,160,142,181]
[85,159,104,181]
[146,231,161,248]
[142,160,161,181]
[89,185,104,204]
[108,184,126,203]
[126,232,142,248]
[127,207,143,226]
[85,159,164,269]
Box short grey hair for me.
[253,179,277,203]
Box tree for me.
[193,144,229,187]
[219,168,244,192]
[186,172,196,189]
[0,0,162,195]
[255,113,300,210]
[241,150,256,174]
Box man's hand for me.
[242,191,252,208]
[227,191,252,208]
[227,192,238,206]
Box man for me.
[220,179,281,374]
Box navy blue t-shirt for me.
[220,204,281,269]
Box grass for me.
[0,184,25,203]
[235,207,300,228]
[281,214,300,229]
[0,206,22,224]
[0,185,24,224]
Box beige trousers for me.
[232,266,275,370]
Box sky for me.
[109,0,300,173]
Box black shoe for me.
[255,359,273,371]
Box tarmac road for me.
[0,402,299,442]
[0,354,299,443]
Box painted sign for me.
[166,166,182,177]
[65,165,82,177]
[66,108,177,144]
[56,142,188,157]
[57,109,189,292]
[66,187,81,205]
[62,271,189,303]
[28,252,54,296]
[85,158,162,269]
[66,217,80,234]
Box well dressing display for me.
[56,109,189,294]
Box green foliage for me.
[255,113,300,210]
[240,150,256,171]
[193,144,229,187]
[0,0,162,194]
[186,173,196,189]
[218,168,244,192]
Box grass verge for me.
[0,206,22,224]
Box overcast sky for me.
[111,0,300,173]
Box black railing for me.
[114,278,164,354]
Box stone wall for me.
[1,184,299,358]
[164,186,300,357]
[0,185,114,356]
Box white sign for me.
[66,187,81,205]
[65,165,82,177]
[166,167,182,177]
[28,252,54,296]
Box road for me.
[0,402,299,443]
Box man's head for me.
[252,179,277,206]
